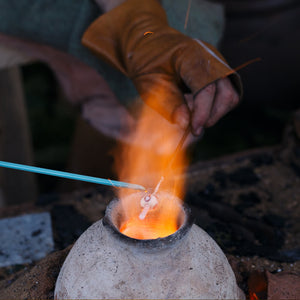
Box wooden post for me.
[0,67,38,206]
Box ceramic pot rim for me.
[102,198,194,250]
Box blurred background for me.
[0,0,299,204]
[200,0,300,159]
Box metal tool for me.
[0,160,146,191]
[165,124,191,173]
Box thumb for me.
[172,104,190,130]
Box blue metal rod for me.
[0,161,145,191]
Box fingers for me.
[172,104,190,130]
[173,78,240,136]
[172,83,216,135]
[191,83,216,135]
[205,77,240,127]
[146,76,239,138]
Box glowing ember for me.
[114,86,189,240]
[250,293,259,300]
[120,216,177,239]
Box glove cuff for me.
[193,39,243,98]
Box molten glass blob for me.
[118,191,183,240]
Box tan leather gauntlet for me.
[82,0,242,123]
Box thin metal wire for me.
[184,0,193,30]
[165,124,191,174]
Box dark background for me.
[20,0,300,193]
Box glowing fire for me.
[114,87,189,239]
[119,191,183,239]
[250,292,259,300]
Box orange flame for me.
[119,191,183,239]
[114,87,189,239]
[248,271,267,300]
[250,292,259,300]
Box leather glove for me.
[82,0,242,126]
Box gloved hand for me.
[82,0,242,135]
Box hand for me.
[82,0,242,137]
[174,77,240,136]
